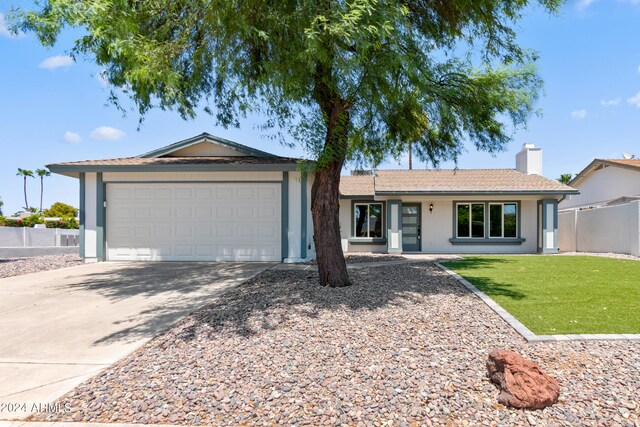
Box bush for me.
[0,217,24,227]
[44,202,78,218]
[0,215,48,228]
[45,217,79,229]
[21,214,45,227]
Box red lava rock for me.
[487,349,560,410]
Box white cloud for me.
[600,97,621,107]
[628,91,640,107]
[38,55,74,70]
[63,131,82,143]
[90,126,125,141]
[570,109,588,120]
[577,0,596,10]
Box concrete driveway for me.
[0,262,272,420]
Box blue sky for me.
[0,0,639,214]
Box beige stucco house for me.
[47,134,577,263]
[339,144,577,255]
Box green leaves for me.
[16,0,562,169]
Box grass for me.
[441,255,640,335]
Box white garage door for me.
[106,183,281,261]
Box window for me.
[456,203,485,238]
[354,203,383,238]
[489,203,517,238]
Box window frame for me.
[455,202,486,239]
[488,202,518,239]
[451,200,524,245]
[351,201,386,240]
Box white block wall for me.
[558,201,640,256]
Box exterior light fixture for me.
[429,203,434,213]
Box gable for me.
[166,141,247,157]
[138,133,276,158]
[570,159,640,186]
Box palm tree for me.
[35,168,51,214]
[557,173,573,185]
[0,197,4,216]
[16,168,34,210]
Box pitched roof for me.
[340,169,576,197]
[602,159,640,168]
[51,156,300,166]
[570,158,640,186]
[340,175,375,197]
[138,132,276,158]
[47,156,303,177]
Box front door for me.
[402,203,421,252]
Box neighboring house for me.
[48,135,577,263]
[559,159,640,210]
[339,143,578,255]
[48,133,314,263]
[557,158,640,256]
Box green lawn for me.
[441,255,640,335]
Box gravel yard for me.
[345,253,408,264]
[0,254,83,278]
[31,262,640,426]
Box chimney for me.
[515,143,542,175]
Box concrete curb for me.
[435,262,640,343]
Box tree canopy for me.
[44,201,78,218]
[14,0,563,286]
[17,0,559,167]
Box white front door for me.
[106,183,281,261]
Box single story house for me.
[339,143,578,255]
[559,158,640,210]
[48,135,577,263]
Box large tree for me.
[15,0,562,286]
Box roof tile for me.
[340,169,575,196]
[51,156,300,167]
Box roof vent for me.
[351,170,374,176]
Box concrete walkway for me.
[0,262,272,421]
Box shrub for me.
[21,214,45,227]
[45,217,79,229]
[44,202,78,218]
[1,218,24,227]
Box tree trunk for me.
[40,178,44,213]
[23,177,28,210]
[310,92,353,286]
[311,158,352,287]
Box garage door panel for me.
[176,188,193,199]
[259,206,276,219]
[216,206,234,220]
[176,206,192,218]
[134,188,153,199]
[107,183,280,261]
[237,206,255,220]
[156,188,172,199]
[156,207,172,218]
[217,187,233,199]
